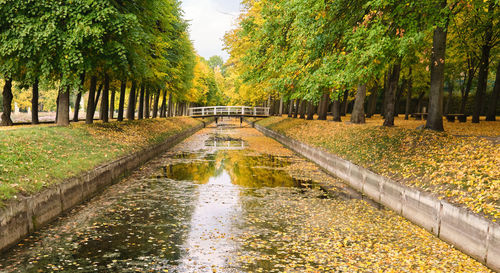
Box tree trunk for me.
[160,91,167,118]
[126,81,137,120]
[472,12,493,123]
[150,94,154,115]
[72,73,85,122]
[366,86,378,118]
[417,91,425,116]
[351,84,367,124]
[56,86,70,126]
[332,98,342,122]
[405,68,413,120]
[317,96,323,119]
[109,86,115,119]
[145,88,150,118]
[381,71,389,117]
[384,63,401,126]
[94,83,102,111]
[341,90,348,116]
[1,78,13,126]
[168,93,173,117]
[394,80,404,116]
[293,100,299,118]
[425,15,447,131]
[86,76,97,124]
[100,74,109,123]
[152,92,160,118]
[135,85,140,114]
[288,99,294,117]
[318,92,329,120]
[486,63,500,121]
[117,79,126,121]
[460,68,474,114]
[444,80,453,115]
[268,98,274,116]
[55,92,59,123]
[306,101,315,120]
[274,100,280,116]
[32,78,40,124]
[138,84,145,119]
[74,92,82,122]
[426,4,448,130]
[299,100,306,119]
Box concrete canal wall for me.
[0,122,208,254]
[250,121,499,272]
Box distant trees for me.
[0,0,197,126]
[224,0,499,130]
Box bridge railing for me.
[188,106,270,117]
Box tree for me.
[100,74,110,123]
[486,63,500,121]
[472,1,497,123]
[86,76,98,124]
[351,84,367,124]
[73,74,85,122]
[208,56,224,70]
[56,86,70,126]
[1,78,13,126]
[117,80,127,121]
[127,81,137,120]
[384,64,401,127]
[0,0,196,127]
[425,0,450,131]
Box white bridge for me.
[188,106,270,118]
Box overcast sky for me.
[180,0,242,61]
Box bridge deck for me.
[188,106,270,118]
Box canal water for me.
[0,120,490,272]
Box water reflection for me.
[177,169,241,272]
[170,131,304,270]
[205,134,246,150]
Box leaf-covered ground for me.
[257,115,500,220]
[0,117,205,204]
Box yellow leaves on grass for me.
[75,117,201,151]
[259,115,500,220]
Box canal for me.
[0,120,490,272]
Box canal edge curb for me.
[0,121,208,254]
[250,121,499,272]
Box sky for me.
[180,0,242,61]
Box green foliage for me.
[0,0,197,106]
[224,0,498,110]
[208,56,224,70]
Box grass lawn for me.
[257,115,500,220]
[0,117,205,205]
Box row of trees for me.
[224,0,499,130]
[0,0,199,126]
